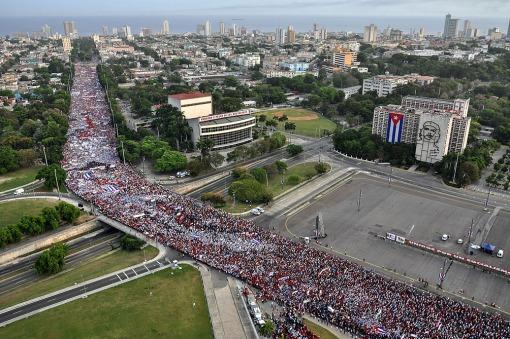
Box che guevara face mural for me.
[418,121,441,159]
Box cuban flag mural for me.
[386,112,404,143]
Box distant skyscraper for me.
[41,24,52,38]
[204,20,211,36]
[63,21,77,37]
[112,27,118,36]
[101,26,109,36]
[443,14,459,39]
[162,20,170,35]
[418,27,426,39]
[122,25,132,38]
[507,18,510,38]
[364,24,378,43]
[219,22,225,35]
[275,27,285,45]
[287,25,296,44]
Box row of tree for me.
[0,201,81,249]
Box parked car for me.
[441,234,449,241]
[457,238,464,244]
[497,249,504,258]
[251,208,261,216]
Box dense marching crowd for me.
[63,63,510,338]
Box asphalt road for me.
[0,230,121,296]
[283,172,510,313]
[0,259,170,325]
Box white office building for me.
[371,96,471,164]
[168,92,255,149]
[363,74,435,97]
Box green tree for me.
[154,150,188,173]
[17,215,44,236]
[275,160,288,174]
[35,243,69,275]
[196,137,215,160]
[41,207,60,231]
[120,235,145,251]
[286,144,303,157]
[153,104,193,151]
[269,132,287,149]
[228,178,272,204]
[36,164,66,190]
[250,167,268,184]
[259,320,275,337]
[56,202,81,224]
[284,122,296,132]
[0,145,20,174]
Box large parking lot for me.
[285,173,510,312]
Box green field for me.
[0,265,213,339]
[0,167,42,193]
[304,319,339,339]
[256,108,337,138]
[224,162,330,213]
[0,199,59,228]
[0,246,159,309]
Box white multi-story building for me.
[371,96,471,164]
[233,53,261,68]
[363,74,435,97]
[168,92,256,149]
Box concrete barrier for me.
[0,220,99,266]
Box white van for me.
[14,188,24,195]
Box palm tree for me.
[196,137,215,161]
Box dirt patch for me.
[272,111,319,121]
[0,177,12,184]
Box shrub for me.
[287,144,304,157]
[120,234,145,251]
[232,166,248,179]
[229,178,273,204]
[315,162,329,174]
[287,174,301,185]
[201,192,226,208]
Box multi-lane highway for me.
[0,258,170,326]
[0,229,121,296]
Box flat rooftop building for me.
[168,92,213,120]
[372,96,471,164]
[168,92,255,150]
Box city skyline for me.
[1,0,510,17]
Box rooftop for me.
[169,92,210,101]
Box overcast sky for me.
[1,0,509,17]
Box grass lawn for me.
[0,264,213,339]
[0,199,59,228]
[223,162,330,213]
[256,108,337,138]
[0,246,159,310]
[304,319,339,339]
[0,166,42,192]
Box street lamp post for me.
[54,168,61,200]
[41,145,48,166]
[120,140,126,165]
[484,186,491,211]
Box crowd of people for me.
[63,63,510,338]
